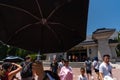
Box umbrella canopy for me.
[0,0,89,53]
[3,56,24,62]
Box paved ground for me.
[44,67,120,80]
[6,62,120,80]
[16,67,120,80]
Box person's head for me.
[53,58,57,63]
[25,55,31,61]
[61,59,64,63]
[94,57,98,61]
[80,67,85,75]
[103,54,110,64]
[64,59,69,67]
[2,62,13,72]
[86,57,90,61]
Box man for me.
[99,54,113,80]
[59,59,73,80]
[50,58,58,74]
[58,59,64,72]
[20,55,34,80]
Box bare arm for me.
[84,62,86,67]
[99,72,104,80]
[8,63,22,79]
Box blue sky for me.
[87,0,120,35]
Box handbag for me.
[104,76,113,80]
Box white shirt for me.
[78,75,87,80]
[58,62,64,69]
[99,62,112,77]
[92,60,100,70]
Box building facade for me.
[46,28,119,62]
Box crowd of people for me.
[0,54,114,80]
[50,54,114,80]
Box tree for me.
[0,43,9,59]
[0,42,41,60]
[116,31,120,57]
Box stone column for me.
[110,45,118,58]
[87,47,90,58]
[63,52,67,59]
[97,38,112,61]
[92,28,115,61]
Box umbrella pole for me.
[37,51,41,60]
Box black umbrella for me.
[3,56,24,62]
[0,0,89,53]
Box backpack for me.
[20,62,33,78]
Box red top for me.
[0,72,9,80]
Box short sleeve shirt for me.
[85,60,92,71]
[92,60,100,70]
[78,75,87,80]
[99,62,112,77]
[58,62,64,69]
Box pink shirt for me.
[59,66,73,80]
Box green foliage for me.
[0,42,46,61]
[115,31,120,57]
[28,53,37,61]
[0,44,8,59]
[118,32,120,42]
[0,42,36,60]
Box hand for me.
[12,63,16,65]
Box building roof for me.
[74,30,118,48]
[93,28,115,34]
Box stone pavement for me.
[17,62,120,80]
[16,66,120,80]
[43,67,120,80]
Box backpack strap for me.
[22,62,31,68]
[21,62,32,74]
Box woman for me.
[0,62,22,80]
[59,59,73,80]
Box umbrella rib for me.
[8,22,42,42]
[47,3,65,21]
[48,22,75,31]
[46,24,62,44]
[15,22,41,34]
[16,24,32,34]
[0,3,40,21]
[35,0,44,18]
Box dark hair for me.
[2,62,12,71]
[80,67,85,71]
[103,54,110,58]
[94,57,98,61]
[0,62,12,78]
